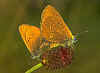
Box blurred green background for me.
[0,0,100,73]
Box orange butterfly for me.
[19,5,78,72]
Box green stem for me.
[25,63,43,73]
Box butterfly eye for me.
[74,38,77,41]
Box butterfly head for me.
[67,35,79,49]
[70,30,88,48]
[72,36,79,47]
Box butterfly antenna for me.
[25,63,43,73]
[73,30,88,48]
[75,30,88,40]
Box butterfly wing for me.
[41,5,73,44]
[19,24,40,58]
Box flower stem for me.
[25,63,43,73]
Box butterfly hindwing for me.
[19,24,40,55]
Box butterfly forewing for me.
[19,24,40,56]
[41,5,73,44]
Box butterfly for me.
[19,5,78,73]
